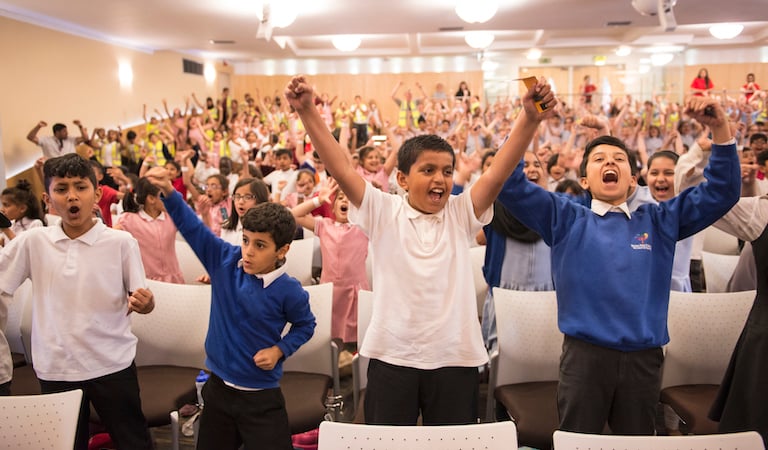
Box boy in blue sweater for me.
[146,168,316,450]
[498,96,740,434]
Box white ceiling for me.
[1,0,767,62]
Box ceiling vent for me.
[606,21,632,26]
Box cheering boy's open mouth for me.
[602,169,618,184]
[69,206,80,215]
[428,188,444,202]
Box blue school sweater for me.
[498,143,739,351]
[162,190,316,388]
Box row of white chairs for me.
[487,287,756,449]
[316,421,764,450]
[350,287,756,449]
[7,279,340,450]
[0,391,762,450]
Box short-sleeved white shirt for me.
[350,182,492,369]
[0,221,147,381]
[38,136,78,159]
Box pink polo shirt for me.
[115,210,185,284]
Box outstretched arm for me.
[291,178,338,231]
[27,120,46,145]
[469,78,557,218]
[285,76,366,207]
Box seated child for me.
[0,153,155,449]
[145,166,316,450]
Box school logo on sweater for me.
[631,232,652,251]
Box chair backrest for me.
[0,389,83,449]
[318,421,518,450]
[284,236,314,285]
[352,289,374,409]
[493,288,562,387]
[701,250,741,294]
[702,225,741,256]
[661,290,754,388]
[282,283,334,380]
[131,279,211,368]
[470,245,487,316]
[552,430,764,450]
[174,239,208,284]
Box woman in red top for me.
[691,68,714,96]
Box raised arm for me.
[27,120,47,145]
[286,76,366,207]
[291,178,338,231]
[470,79,557,217]
[73,120,88,144]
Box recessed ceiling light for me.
[615,46,632,57]
[709,23,744,40]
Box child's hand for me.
[684,96,726,129]
[284,76,315,112]
[253,345,284,370]
[144,166,175,196]
[128,288,155,315]
[522,78,557,122]
[317,178,339,203]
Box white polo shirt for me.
[350,182,492,370]
[0,221,147,381]
[38,136,78,159]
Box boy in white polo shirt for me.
[285,75,557,424]
[0,153,155,450]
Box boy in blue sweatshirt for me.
[498,96,740,434]
[146,169,316,450]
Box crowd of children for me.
[2,70,768,448]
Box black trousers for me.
[38,362,153,450]
[557,335,664,435]
[364,358,479,425]
[196,373,292,450]
[0,380,9,396]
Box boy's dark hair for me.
[122,177,161,213]
[43,153,97,191]
[749,133,767,144]
[647,150,679,169]
[555,178,584,196]
[274,148,292,160]
[398,134,455,175]
[756,150,768,166]
[580,135,631,177]
[52,123,66,134]
[88,159,105,175]
[126,130,137,140]
[2,179,46,225]
[223,178,269,231]
[241,202,296,249]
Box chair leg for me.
[170,410,180,450]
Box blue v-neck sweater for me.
[498,143,739,351]
[163,190,316,388]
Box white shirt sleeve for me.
[713,196,768,242]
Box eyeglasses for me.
[233,194,256,201]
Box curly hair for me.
[240,202,296,249]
